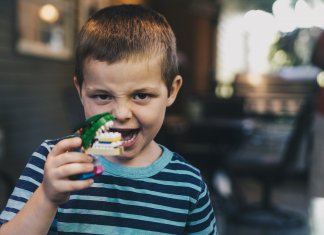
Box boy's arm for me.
[186,181,218,235]
[0,185,58,235]
[0,137,94,235]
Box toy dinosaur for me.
[73,112,124,180]
[75,112,124,156]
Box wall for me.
[0,0,79,181]
[149,0,219,95]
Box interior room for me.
[0,0,324,234]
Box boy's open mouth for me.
[110,128,140,145]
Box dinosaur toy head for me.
[75,112,124,156]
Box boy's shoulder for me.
[162,145,202,177]
[34,135,74,155]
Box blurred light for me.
[313,4,324,28]
[215,84,234,98]
[272,0,296,32]
[295,0,314,28]
[244,10,276,33]
[217,14,246,83]
[39,4,59,24]
[217,0,324,87]
[247,73,263,87]
[213,171,232,197]
[272,49,291,67]
[317,71,324,87]
[118,0,144,4]
[243,10,277,73]
[309,197,324,235]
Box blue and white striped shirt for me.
[0,139,218,234]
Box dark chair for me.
[0,170,14,204]
[0,127,14,210]
[157,95,246,195]
[222,95,315,227]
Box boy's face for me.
[74,56,182,166]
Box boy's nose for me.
[111,103,132,122]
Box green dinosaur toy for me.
[75,112,124,155]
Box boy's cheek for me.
[81,102,100,118]
[84,109,111,120]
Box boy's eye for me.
[134,93,150,100]
[93,94,111,101]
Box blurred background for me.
[1,0,324,234]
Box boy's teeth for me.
[105,121,113,130]
[122,130,137,142]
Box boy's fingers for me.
[57,162,94,179]
[50,152,93,168]
[50,137,82,157]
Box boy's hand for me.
[41,137,94,206]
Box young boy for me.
[0,4,217,234]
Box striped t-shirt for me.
[0,139,218,234]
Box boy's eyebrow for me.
[85,86,159,94]
[85,87,109,93]
[132,87,160,93]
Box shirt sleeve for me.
[0,140,52,225]
[186,181,218,235]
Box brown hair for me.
[75,4,179,92]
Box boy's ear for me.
[167,75,183,107]
[73,76,81,95]
[73,76,83,104]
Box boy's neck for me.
[103,141,162,167]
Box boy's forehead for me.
[83,54,163,69]
[82,55,165,77]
